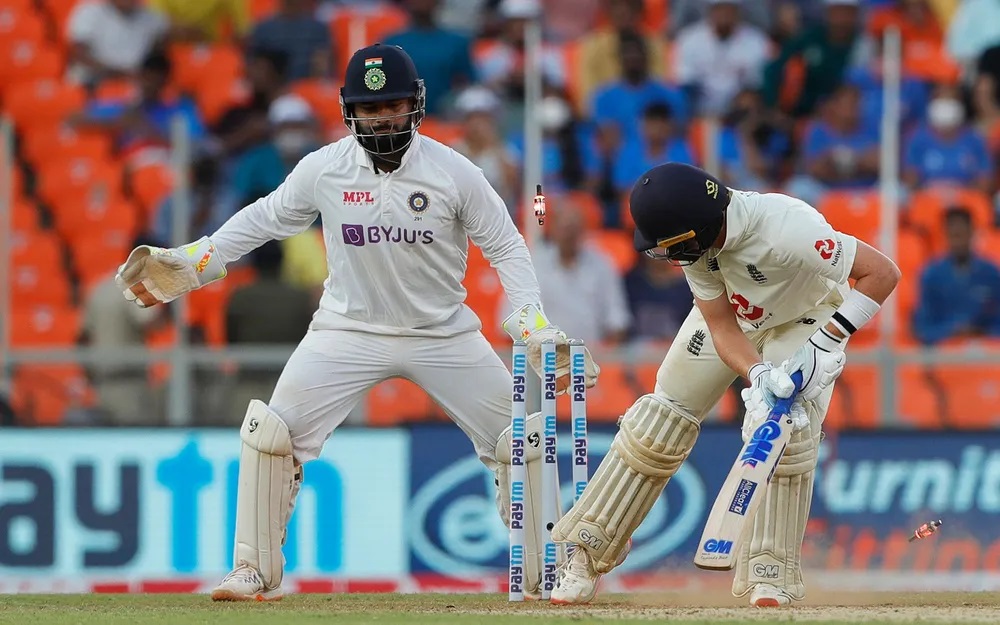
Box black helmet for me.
[340,43,425,162]
[629,162,730,264]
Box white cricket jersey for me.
[682,190,859,332]
[210,133,542,337]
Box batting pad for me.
[732,412,821,600]
[234,400,299,589]
[551,394,700,573]
[495,411,563,594]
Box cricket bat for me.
[693,370,804,571]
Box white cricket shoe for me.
[210,564,283,602]
[749,583,794,607]
[550,539,632,605]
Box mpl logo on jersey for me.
[0,430,408,578]
[342,224,434,247]
[407,425,711,576]
[343,191,375,205]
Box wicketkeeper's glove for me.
[502,303,600,394]
[115,236,227,308]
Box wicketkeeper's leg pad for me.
[495,411,562,594]
[551,394,700,574]
[234,400,301,590]
[732,410,821,600]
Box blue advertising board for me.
[0,429,409,580]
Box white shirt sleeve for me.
[67,3,98,44]
[767,198,858,284]
[456,163,542,313]
[211,148,323,265]
[674,27,701,85]
[597,255,632,334]
[683,257,727,301]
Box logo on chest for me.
[342,224,434,247]
[343,191,375,206]
[408,191,429,221]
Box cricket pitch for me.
[1,591,998,625]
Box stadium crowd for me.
[4,0,1000,428]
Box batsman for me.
[550,163,900,606]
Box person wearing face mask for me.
[903,85,993,195]
[507,90,585,193]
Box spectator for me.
[211,49,290,159]
[843,63,930,133]
[718,88,795,190]
[913,207,1000,344]
[590,31,689,149]
[80,236,169,426]
[903,83,993,194]
[497,202,631,344]
[785,83,880,205]
[384,0,476,116]
[762,0,873,117]
[623,253,694,342]
[150,156,223,245]
[225,241,315,422]
[577,0,671,110]
[543,0,602,43]
[452,86,520,214]
[945,0,1000,67]
[148,0,250,43]
[674,0,771,117]
[249,0,333,80]
[612,102,697,197]
[474,0,566,121]
[971,74,1000,156]
[66,0,168,87]
[868,0,943,59]
[507,90,586,194]
[70,51,206,165]
[671,0,778,37]
[769,0,807,47]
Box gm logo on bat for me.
[740,420,783,468]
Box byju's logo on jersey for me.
[343,191,375,206]
[342,224,434,247]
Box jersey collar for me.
[719,190,749,251]
[353,131,423,172]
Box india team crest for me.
[364,67,387,91]
[408,191,429,214]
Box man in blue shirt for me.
[384,0,476,115]
[903,85,993,194]
[249,0,332,80]
[612,102,696,194]
[590,31,689,146]
[913,207,1000,344]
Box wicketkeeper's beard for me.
[354,116,415,163]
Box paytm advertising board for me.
[0,429,408,583]
[408,425,1000,579]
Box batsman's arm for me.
[817,240,901,344]
[694,293,764,382]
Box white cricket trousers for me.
[268,328,512,468]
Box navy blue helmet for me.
[630,163,731,264]
[340,43,425,161]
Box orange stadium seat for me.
[903,43,961,84]
[589,229,638,274]
[329,5,408,76]
[3,80,86,132]
[825,364,878,429]
[418,118,463,145]
[169,44,244,94]
[21,126,112,168]
[11,363,94,425]
[583,363,636,420]
[464,246,505,344]
[557,190,602,231]
[37,157,123,207]
[907,187,993,252]
[250,0,279,20]
[896,364,947,428]
[185,265,257,346]
[979,230,1000,267]
[290,79,344,130]
[195,78,250,127]
[818,190,881,243]
[0,6,47,46]
[94,78,139,103]
[68,229,133,288]
[127,162,175,215]
[366,378,438,425]
[10,306,79,347]
[10,263,72,310]
[0,42,61,86]
[54,197,138,242]
[39,0,82,37]
[934,364,1000,428]
[11,199,40,231]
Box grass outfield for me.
[1,592,999,625]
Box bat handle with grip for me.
[768,370,804,418]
